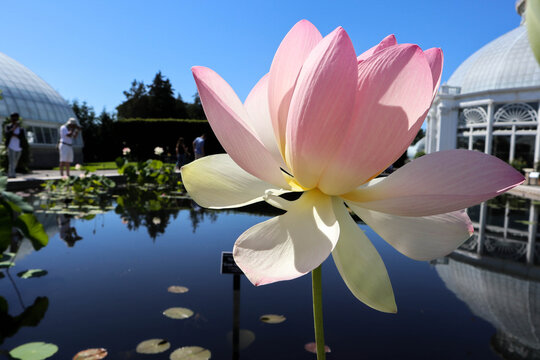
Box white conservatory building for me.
[426,0,540,169]
[0,52,82,167]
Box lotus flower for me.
[122,147,131,156]
[182,20,524,313]
[154,146,164,156]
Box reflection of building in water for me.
[461,197,539,267]
[435,257,540,359]
[426,0,540,169]
[436,195,540,359]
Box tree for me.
[116,80,150,118]
[147,71,177,118]
[186,92,206,120]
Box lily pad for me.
[169,346,211,360]
[17,269,48,279]
[304,342,331,354]
[0,260,14,268]
[0,252,15,268]
[163,307,194,319]
[9,342,58,360]
[136,339,171,354]
[73,348,108,359]
[259,314,286,324]
[168,286,189,294]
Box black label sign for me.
[221,251,243,275]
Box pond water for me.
[1,193,539,359]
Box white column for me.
[509,125,516,163]
[534,104,540,169]
[527,202,538,265]
[426,114,432,154]
[477,202,487,255]
[468,127,473,150]
[484,101,494,155]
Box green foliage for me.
[116,71,204,120]
[116,156,180,190]
[0,296,49,346]
[414,150,426,159]
[0,175,48,253]
[71,100,117,162]
[510,157,528,173]
[41,171,116,216]
[113,119,221,160]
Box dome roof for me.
[436,258,540,351]
[447,25,540,94]
[0,52,76,123]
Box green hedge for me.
[111,118,224,161]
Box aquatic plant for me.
[182,20,524,358]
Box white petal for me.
[331,200,396,313]
[181,154,289,209]
[233,190,340,286]
[348,203,474,261]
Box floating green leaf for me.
[72,348,108,359]
[15,213,49,250]
[136,339,171,354]
[163,307,194,320]
[169,346,211,360]
[259,314,286,324]
[168,286,189,294]
[17,269,48,279]
[9,342,58,360]
[0,252,15,268]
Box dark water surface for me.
[1,195,539,359]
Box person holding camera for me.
[59,117,81,177]
[5,112,26,178]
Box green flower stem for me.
[312,264,326,360]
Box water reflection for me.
[57,214,83,247]
[435,195,540,359]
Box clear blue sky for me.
[2,0,523,114]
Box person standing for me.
[59,117,81,177]
[5,113,25,178]
[175,137,190,170]
[192,133,206,160]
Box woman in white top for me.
[59,117,80,176]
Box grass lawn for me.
[52,162,120,172]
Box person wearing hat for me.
[59,117,81,176]
[4,112,26,178]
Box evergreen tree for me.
[116,80,149,118]
[186,92,206,120]
[147,71,177,118]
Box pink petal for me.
[285,27,358,189]
[348,204,474,261]
[343,150,525,216]
[357,34,397,62]
[192,66,288,188]
[424,47,443,96]
[233,190,340,286]
[244,74,288,171]
[268,20,322,154]
[318,44,434,195]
